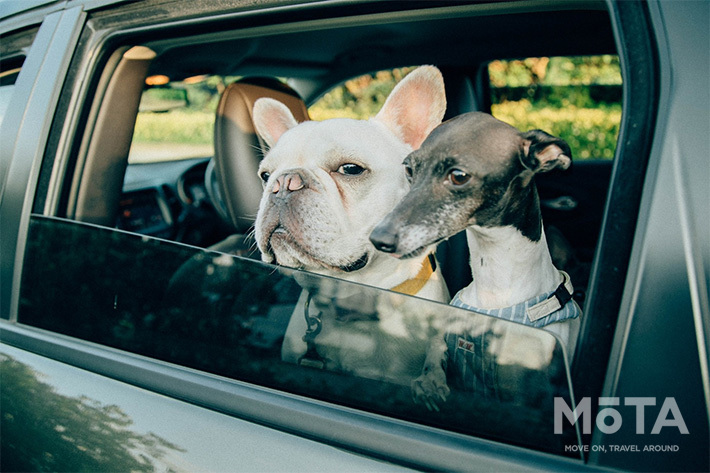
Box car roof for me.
[0,0,58,20]
[139,1,615,102]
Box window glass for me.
[0,67,21,127]
[489,55,622,160]
[128,75,238,163]
[19,216,579,458]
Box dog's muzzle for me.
[339,253,369,272]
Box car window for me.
[15,1,629,465]
[309,67,415,120]
[489,55,622,160]
[128,75,239,163]
[0,67,20,127]
[18,215,579,457]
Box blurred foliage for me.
[183,75,241,111]
[492,100,621,160]
[133,56,622,161]
[133,110,213,144]
[488,55,621,87]
[309,67,415,120]
[132,75,238,146]
[489,56,622,160]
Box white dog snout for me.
[272,172,305,194]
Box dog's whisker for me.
[249,143,267,157]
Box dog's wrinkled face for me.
[370,112,572,258]
[253,66,446,276]
[255,119,411,272]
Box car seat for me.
[205,76,310,256]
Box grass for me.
[132,110,214,145]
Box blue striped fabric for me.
[450,287,581,328]
[444,283,581,396]
[442,330,500,396]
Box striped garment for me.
[449,271,582,328]
[444,272,582,395]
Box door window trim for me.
[0,319,592,472]
[0,7,86,322]
[570,0,661,433]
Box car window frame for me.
[0,6,85,321]
[569,0,661,429]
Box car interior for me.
[58,1,618,301]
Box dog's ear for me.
[253,98,299,149]
[521,129,572,173]
[374,65,447,150]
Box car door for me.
[1,1,707,472]
[0,2,586,471]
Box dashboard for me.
[118,158,232,247]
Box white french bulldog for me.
[252,66,450,382]
[253,66,449,301]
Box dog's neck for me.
[458,224,561,309]
[338,252,446,300]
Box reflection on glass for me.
[19,216,579,456]
[0,354,185,472]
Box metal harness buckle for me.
[298,293,327,369]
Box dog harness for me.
[450,271,581,328]
[444,271,580,396]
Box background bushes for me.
[132,56,622,162]
[487,56,622,160]
[491,100,621,160]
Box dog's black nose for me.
[369,226,399,253]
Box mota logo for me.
[554,397,689,435]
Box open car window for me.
[19,215,580,457]
[489,55,622,161]
[13,0,665,467]
[128,75,238,164]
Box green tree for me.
[309,67,415,120]
[489,55,621,87]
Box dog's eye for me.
[259,171,270,182]
[448,169,471,186]
[404,164,414,183]
[337,163,365,176]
